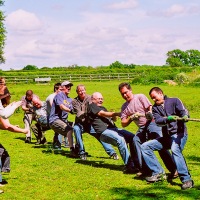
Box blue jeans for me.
[73,124,116,156]
[134,122,176,172]
[141,132,192,183]
[100,128,132,165]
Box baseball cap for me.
[61,80,73,86]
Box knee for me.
[141,143,149,151]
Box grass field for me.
[1,81,200,199]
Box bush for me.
[175,73,189,84]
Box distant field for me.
[1,81,200,199]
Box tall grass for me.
[1,82,200,199]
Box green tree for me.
[0,0,6,64]
[22,65,38,70]
[166,49,200,67]
[185,49,200,66]
[109,61,124,69]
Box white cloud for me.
[6,9,43,32]
[106,0,138,10]
[147,3,200,18]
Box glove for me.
[130,112,141,120]
[167,115,178,122]
[182,115,188,122]
[145,112,153,120]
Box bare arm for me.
[59,104,71,112]
[97,110,120,118]
[121,116,132,128]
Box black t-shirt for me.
[88,102,116,135]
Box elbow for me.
[121,122,127,128]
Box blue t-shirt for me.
[49,92,72,124]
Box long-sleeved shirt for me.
[0,101,17,119]
[152,95,188,136]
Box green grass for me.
[1,82,200,199]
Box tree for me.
[185,50,200,66]
[0,0,6,64]
[109,61,124,69]
[166,49,200,67]
[22,65,38,70]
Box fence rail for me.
[3,73,139,84]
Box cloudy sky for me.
[1,0,200,70]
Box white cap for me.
[61,80,73,86]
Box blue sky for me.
[1,0,200,70]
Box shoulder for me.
[46,93,55,100]
[135,94,148,99]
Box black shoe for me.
[181,180,194,190]
[123,166,139,174]
[168,170,178,180]
[40,137,47,144]
[69,150,79,158]
[0,180,8,186]
[145,173,166,182]
[25,137,31,143]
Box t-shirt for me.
[88,102,116,135]
[33,101,48,126]
[46,93,56,116]
[49,92,72,124]
[121,94,151,127]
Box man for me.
[72,84,119,160]
[49,80,75,156]
[0,83,27,193]
[119,82,176,177]
[21,90,38,143]
[141,87,194,190]
[31,96,49,145]
[88,92,138,173]
[46,83,63,149]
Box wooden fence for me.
[3,73,139,84]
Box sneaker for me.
[110,153,119,160]
[181,180,194,190]
[123,165,139,174]
[25,137,31,143]
[145,173,166,182]
[0,189,4,194]
[80,153,87,160]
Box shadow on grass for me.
[187,155,200,163]
[75,159,124,172]
[109,184,200,200]
[14,136,36,144]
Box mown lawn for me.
[1,82,200,199]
